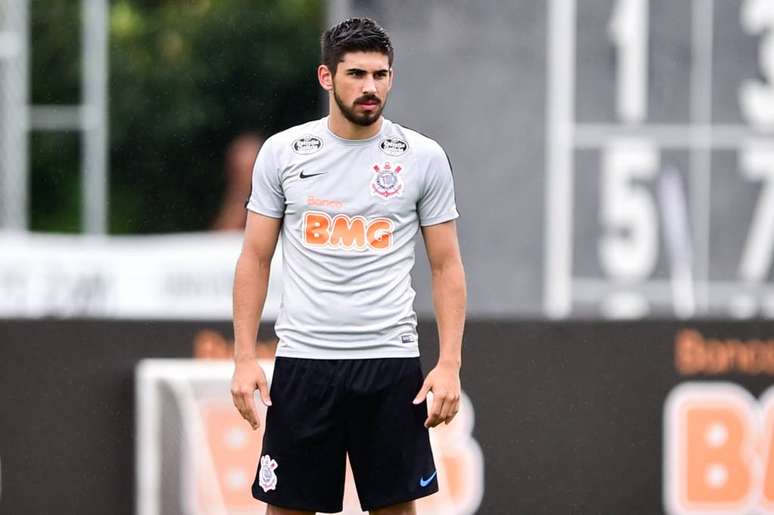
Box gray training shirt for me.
[246,116,459,359]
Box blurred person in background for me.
[230,17,466,515]
[193,328,278,360]
[211,132,265,231]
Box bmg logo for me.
[303,211,394,251]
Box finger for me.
[438,395,453,422]
[425,394,444,428]
[241,392,261,430]
[413,380,431,405]
[444,398,460,425]
[231,390,256,429]
[256,378,272,407]
[231,387,247,417]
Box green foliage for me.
[30,133,81,232]
[31,0,323,233]
[31,0,82,105]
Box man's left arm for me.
[413,220,467,428]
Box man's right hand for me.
[230,357,272,430]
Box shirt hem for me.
[245,204,283,219]
[275,347,420,360]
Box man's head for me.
[225,132,264,194]
[318,18,394,127]
[321,17,393,76]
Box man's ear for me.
[318,64,334,91]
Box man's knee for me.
[370,500,417,515]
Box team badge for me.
[291,135,323,155]
[379,137,409,156]
[258,455,278,492]
[370,161,404,199]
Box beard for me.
[333,87,387,127]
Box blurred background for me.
[3,0,774,514]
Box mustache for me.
[355,95,381,105]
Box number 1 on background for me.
[609,0,649,124]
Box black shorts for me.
[252,356,438,513]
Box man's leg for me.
[253,358,347,513]
[370,500,416,515]
[265,504,314,515]
[346,359,438,512]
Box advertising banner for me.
[0,232,282,319]
[1,320,774,514]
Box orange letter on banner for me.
[684,406,751,505]
[763,399,774,507]
[305,212,330,246]
[330,216,366,249]
[675,330,706,374]
[201,405,265,511]
[367,218,393,250]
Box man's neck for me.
[327,104,383,140]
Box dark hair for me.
[321,17,393,75]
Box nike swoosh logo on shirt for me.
[419,471,437,487]
[299,170,325,179]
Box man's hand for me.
[230,357,272,430]
[413,361,461,428]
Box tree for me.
[31,0,322,233]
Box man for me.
[211,132,265,231]
[230,17,466,515]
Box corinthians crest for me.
[371,161,404,199]
[258,454,278,492]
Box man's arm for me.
[230,211,282,430]
[413,220,467,428]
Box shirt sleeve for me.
[245,137,285,218]
[417,144,460,226]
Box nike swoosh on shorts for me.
[419,471,437,487]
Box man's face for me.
[330,52,392,127]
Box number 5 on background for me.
[599,139,660,283]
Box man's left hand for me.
[413,361,461,428]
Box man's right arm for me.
[230,211,282,430]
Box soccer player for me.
[230,17,466,515]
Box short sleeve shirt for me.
[246,117,459,359]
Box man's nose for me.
[362,75,377,94]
